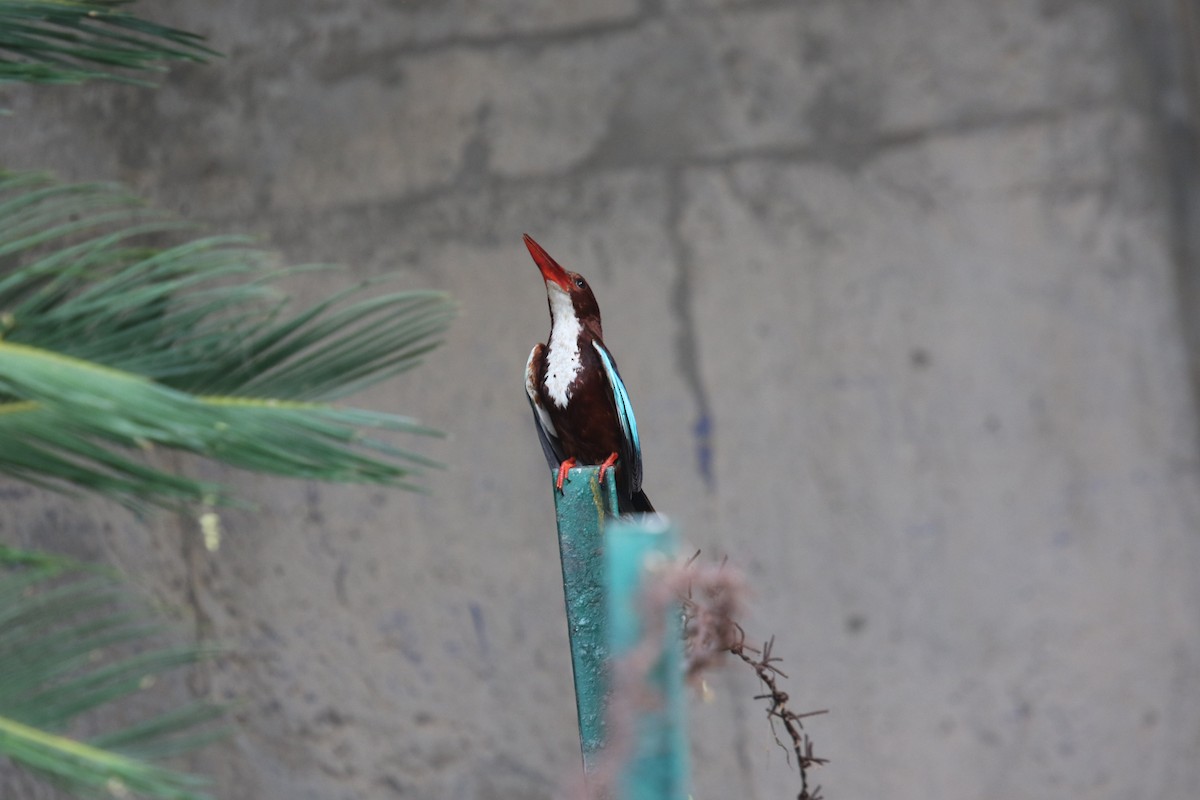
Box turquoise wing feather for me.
[592,340,643,493]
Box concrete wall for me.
[4,1,1200,798]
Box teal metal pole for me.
[553,465,618,771]
[605,516,690,800]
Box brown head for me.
[523,234,603,337]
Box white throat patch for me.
[544,283,581,408]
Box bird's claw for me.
[555,457,578,492]
[597,452,619,484]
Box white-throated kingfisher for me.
[523,234,654,514]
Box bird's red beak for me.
[523,234,573,292]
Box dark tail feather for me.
[619,489,655,515]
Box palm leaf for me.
[0,171,455,508]
[0,0,215,87]
[0,550,220,799]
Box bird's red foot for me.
[555,457,578,492]
[597,452,619,484]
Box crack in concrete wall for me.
[667,167,717,490]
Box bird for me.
[522,234,654,514]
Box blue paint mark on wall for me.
[468,601,490,659]
[693,413,714,490]
[467,601,494,679]
[378,610,423,666]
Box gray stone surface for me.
[4,0,1200,798]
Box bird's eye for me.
[575,278,586,288]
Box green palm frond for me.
[0,549,221,799]
[0,171,455,508]
[0,0,215,87]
